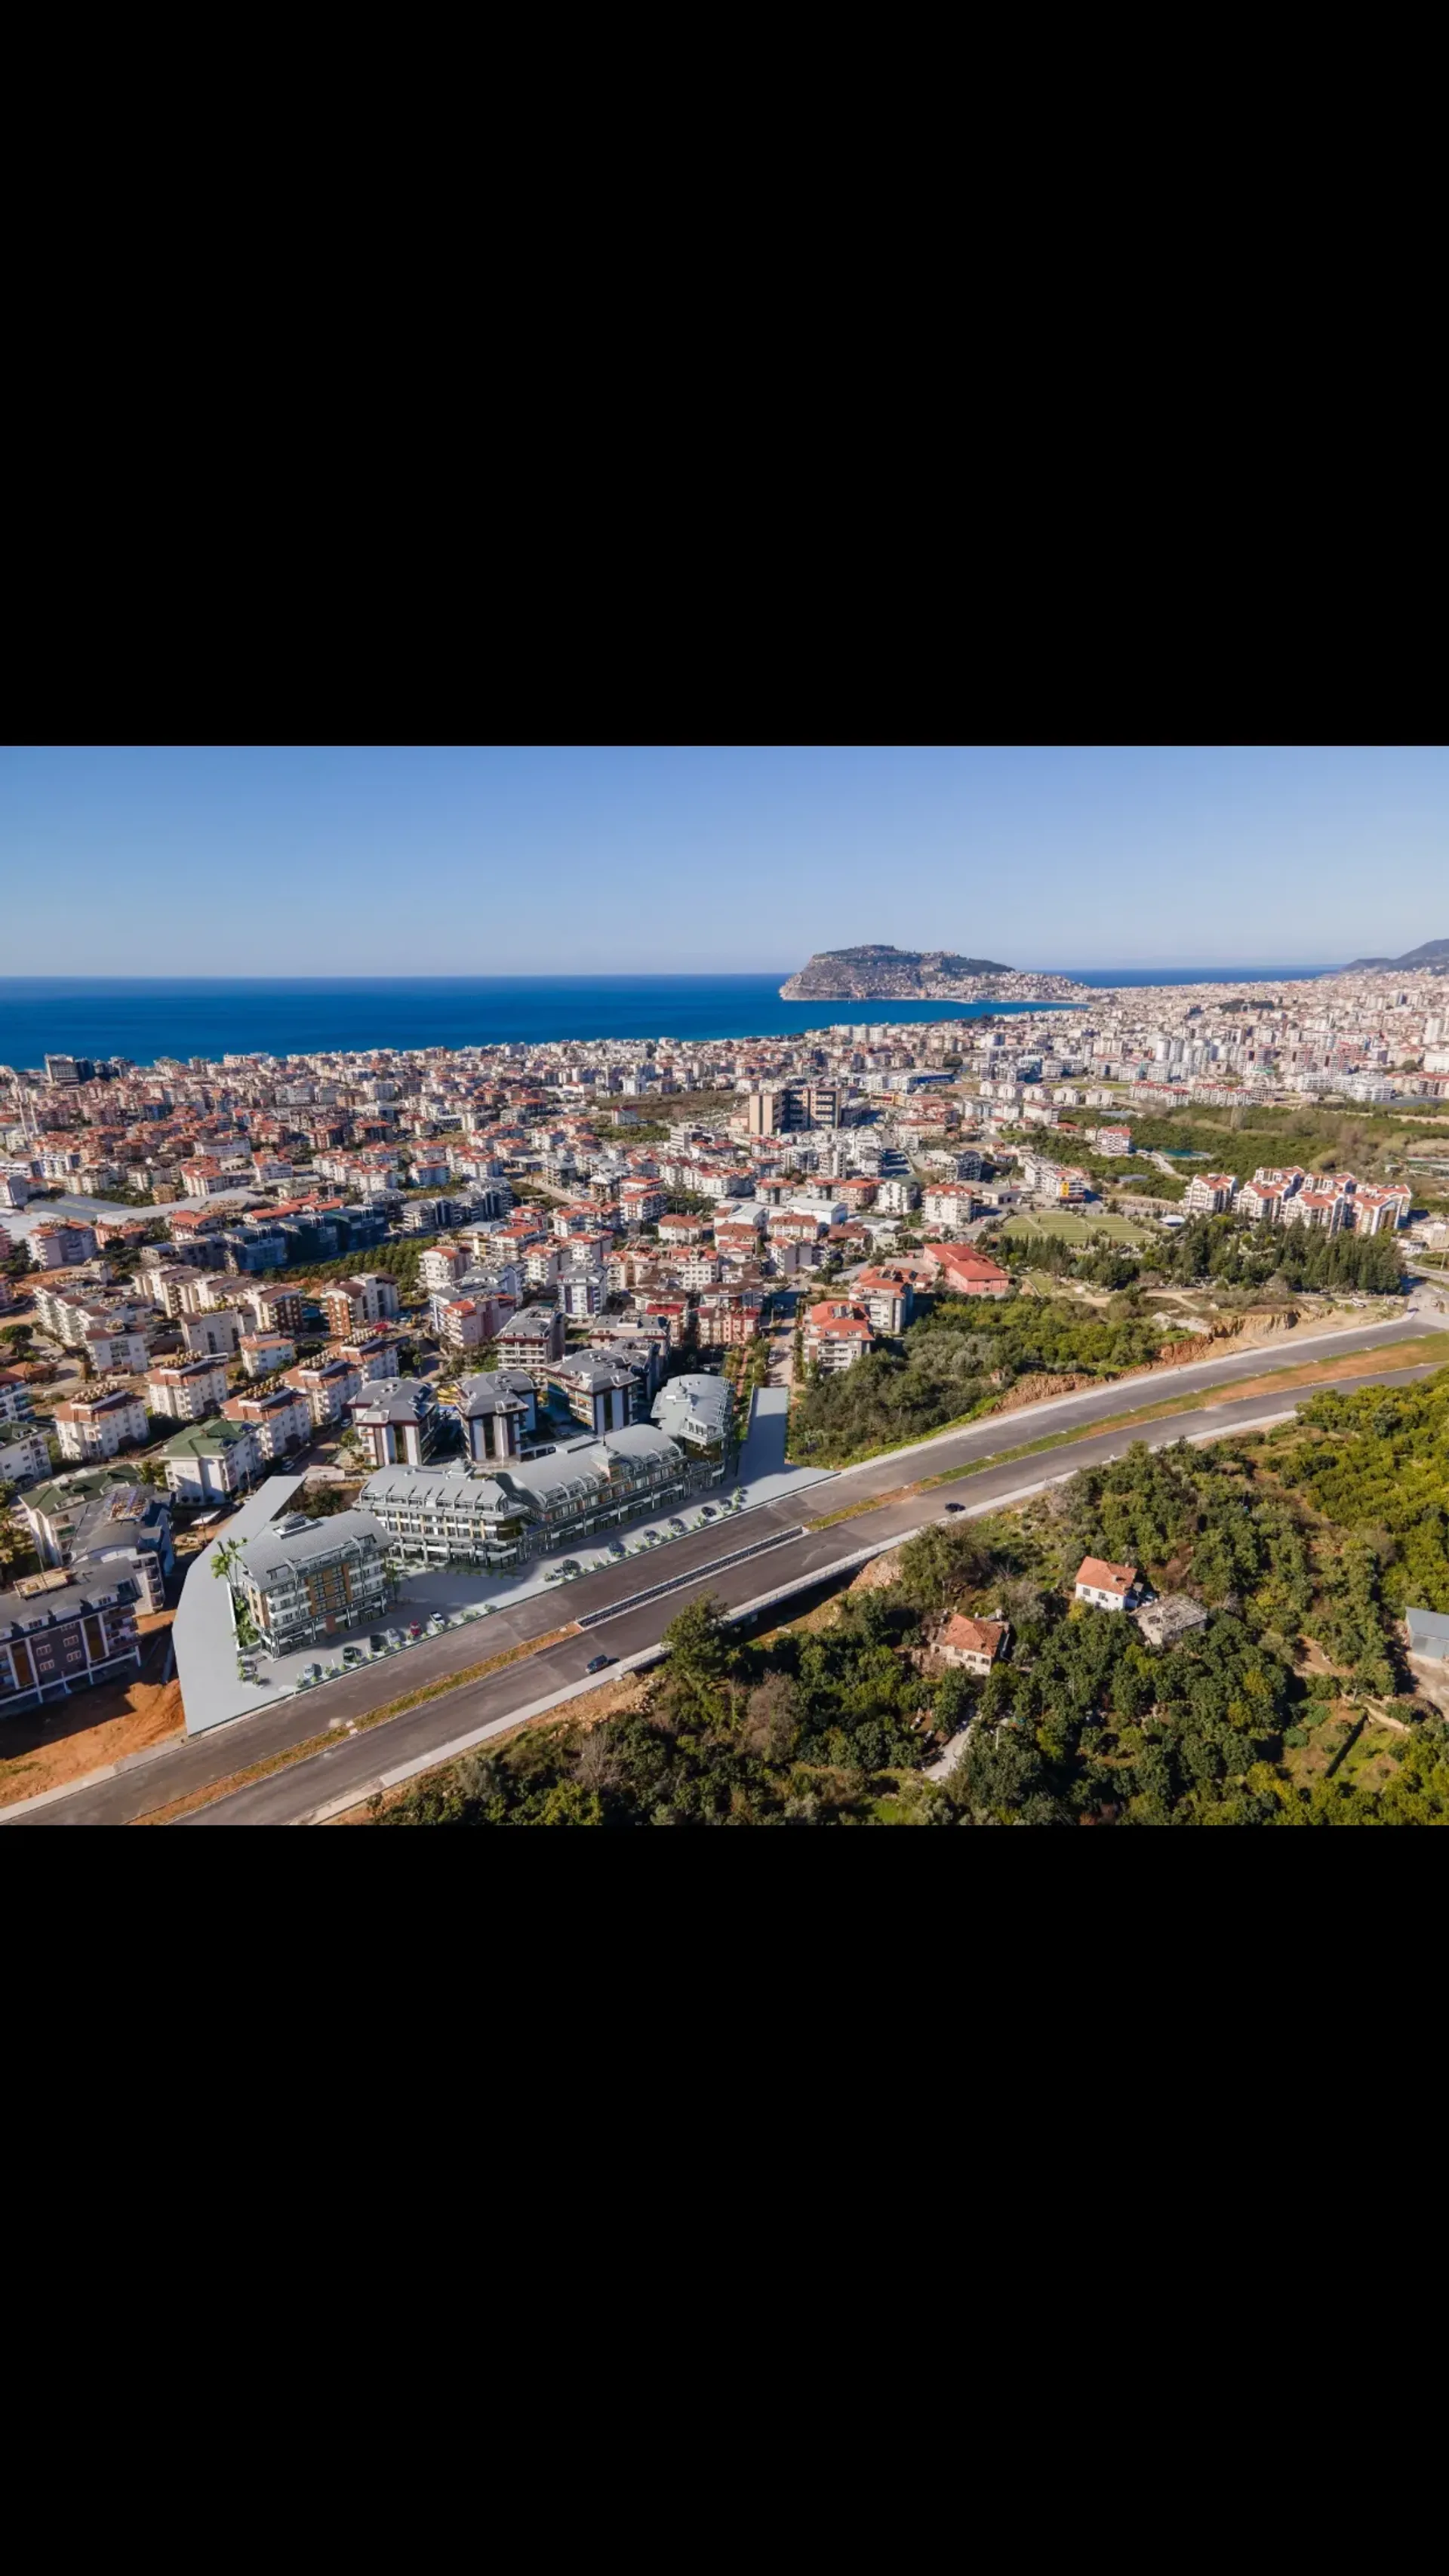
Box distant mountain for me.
[780,943,1088,1003]
[1346,937,1449,970]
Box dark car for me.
[585,1654,613,1674]
[943,1502,964,1513]
[369,1635,388,1653]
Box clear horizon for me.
[2,746,1446,974]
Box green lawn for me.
[1003,1211,1154,1247]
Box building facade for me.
[234,1510,392,1653]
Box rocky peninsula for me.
[780,943,1090,1004]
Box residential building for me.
[430,1292,490,1350]
[237,1283,304,1337]
[924,1245,1011,1299]
[161,1417,262,1502]
[497,1304,567,1376]
[803,1301,875,1371]
[223,1386,314,1463]
[456,1369,537,1463]
[81,1325,151,1374]
[678,1248,723,1290]
[66,1483,174,1612]
[584,1320,670,1396]
[547,1355,645,1436]
[361,1423,705,1573]
[620,1180,666,1225]
[1294,1187,1347,1234]
[921,1185,977,1232]
[559,1269,606,1319]
[53,1390,149,1463]
[146,1359,229,1423]
[875,1179,919,1215]
[29,1220,99,1269]
[333,1334,400,1383]
[233,1509,392,1653]
[0,1566,142,1716]
[1237,1182,1285,1224]
[937,1614,1008,1675]
[1183,1173,1237,1216]
[694,1292,764,1347]
[651,1374,733,1454]
[638,1297,691,1346]
[283,1358,361,1430]
[321,1273,401,1337]
[23,1467,140,1565]
[854,1266,915,1334]
[239,1331,297,1378]
[1351,1184,1411,1234]
[348,1378,442,1468]
[0,1424,51,1485]
[1074,1556,1141,1611]
[419,1242,469,1295]
[180,1307,242,1361]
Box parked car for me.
[943,1502,964,1514]
[585,1654,613,1674]
[368,1635,388,1653]
[342,1645,365,1665]
[407,1621,423,1637]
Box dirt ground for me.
[0,1614,184,1808]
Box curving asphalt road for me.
[7,1306,1443,1828]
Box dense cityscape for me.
[3,937,1449,1827]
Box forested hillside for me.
[376,1373,1449,1827]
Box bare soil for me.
[0,1623,184,1809]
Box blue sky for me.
[2,745,1444,974]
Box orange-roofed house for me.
[803,1301,875,1371]
[1074,1556,1142,1611]
[924,1245,1011,1299]
[937,1614,1009,1675]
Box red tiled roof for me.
[1075,1556,1137,1593]
[940,1614,1006,1659]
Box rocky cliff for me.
[779,943,1088,1004]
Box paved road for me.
[182,1360,1444,1827]
[6,1308,1441,1829]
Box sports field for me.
[1003,1210,1154,1247]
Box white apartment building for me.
[160,1418,262,1503]
[29,1220,99,1270]
[1183,1174,1237,1215]
[54,1390,149,1463]
[240,1331,297,1377]
[0,1426,51,1485]
[419,1242,469,1294]
[921,1186,977,1230]
[222,1387,313,1462]
[283,1359,361,1429]
[180,1307,242,1360]
[82,1327,149,1374]
[146,1359,229,1423]
[559,1270,605,1318]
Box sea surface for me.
[0,971,1332,1069]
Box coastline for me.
[0,968,1336,1067]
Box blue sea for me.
[0,971,1333,1069]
